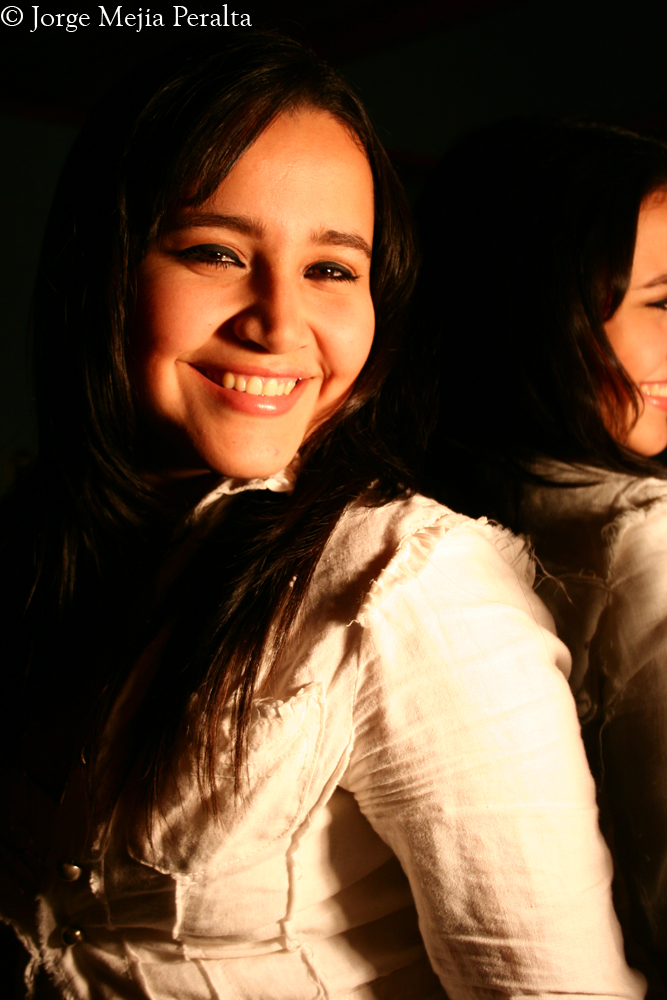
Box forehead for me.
[633,189,667,277]
[184,108,375,236]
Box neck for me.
[143,469,223,512]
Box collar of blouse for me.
[188,461,298,526]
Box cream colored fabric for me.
[3,493,643,999]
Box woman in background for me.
[416,118,667,987]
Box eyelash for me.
[649,298,667,310]
[306,261,359,283]
[176,244,243,268]
[175,245,360,283]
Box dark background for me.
[2,0,667,490]
[1,0,667,983]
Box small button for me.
[61,926,84,946]
[57,861,82,882]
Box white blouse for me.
[2,489,643,999]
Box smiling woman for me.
[131,109,375,480]
[0,41,645,1000]
[417,118,667,989]
[605,191,667,455]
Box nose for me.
[232,268,308,355]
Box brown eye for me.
[305,261,358,283]
[177,245,243,268]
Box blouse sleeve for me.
[592,502,667,973]
[341,518,644,1000]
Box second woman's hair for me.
[416,119,667,523]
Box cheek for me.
[616,338,660,380]
[606,311,667,383]
[129,284,187,414]
[328,301,375,386]
[132,259,213,361]
[132,286,185,359]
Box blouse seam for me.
[602,495,667,582]
[353,509,535,629]
[351,509,467,626]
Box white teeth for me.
[217,370,299,396]
[641,383,667,398]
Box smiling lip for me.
[192,365,310,416]
[640,382,667,411]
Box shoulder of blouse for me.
[314,493,559,645]
[350,496,537,627]
[601,480,667,565]
[522,460,667,574]
[596,483,667,667]
[526,459,667,527]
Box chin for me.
[203,449,296,481]
[625,419,667,457]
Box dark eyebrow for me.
[164,214,372,260]
[167,213,266,238]
[311,228,372,260]
[642,273,667,289]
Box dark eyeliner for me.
[176,244,243,267]
[306,261,359,282]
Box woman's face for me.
[131,108,375,480]
[605,189,667,456]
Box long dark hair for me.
[415,119,667,528]
[0,33,419,818]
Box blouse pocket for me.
[125,681,325,875]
